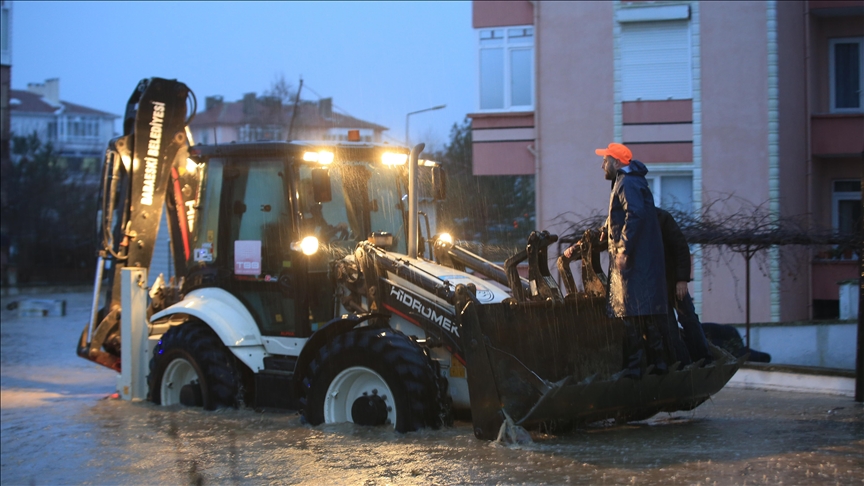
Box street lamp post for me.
[405,104,446,147]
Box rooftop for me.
[9,89,118,118]
[190,96,387,132]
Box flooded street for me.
[2,291,863,485]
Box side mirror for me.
[432,166,446,201]
[311,168,332,203]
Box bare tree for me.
[554,194,860,346]
[263,73,297,104]
[3,133,99,284]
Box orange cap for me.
[594,143,632,165]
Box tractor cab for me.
[181,142,443,338]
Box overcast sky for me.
[9,1,474,150]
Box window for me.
[830,179,860,260]
[620,20,691,101]
[216,159,300,337]
[478,26,534,111]
[830,37,863,112]
[66,117,100,140]
[68,119,80,138]
[833,180,861,235]
[645,172,693,213]
[239,124,283,142]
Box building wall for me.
[192,125,379,145]
[777,0,811,321]
[472,0,858,323]
[473,0,533,28]
[468,1,536,178]
[536,1,615,232]
[192,125,239,145]
[10,111,115,157]
[471,113,534,175]
[622,100,693,163]
[808,2,863,306]
[10,112,52,141]
[699,1,773,323]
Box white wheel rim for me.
[324,366,396,427]
[160,357,199,406]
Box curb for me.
[728,363,855,397]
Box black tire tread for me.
[148,321,242,410]
[302,327,442,432]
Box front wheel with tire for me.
[148,321,242,410]
[303,328,442,432]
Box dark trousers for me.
[621,314,668,375]
[671,291,712,363]
[661,309,692,366]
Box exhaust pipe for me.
[407,143,425,259]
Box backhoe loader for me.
[78,78,741,440]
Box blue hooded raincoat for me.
[606,160,668,318]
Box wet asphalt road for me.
[1,290,862,485]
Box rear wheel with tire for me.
[148,322,242,410]
[303,327,442,432]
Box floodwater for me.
[2,291,863,485]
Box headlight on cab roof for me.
[382,152,408,165]
[303,151,334,165]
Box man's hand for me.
[676,281,688,300]
[564,243,579,259]
[615,253,627,272]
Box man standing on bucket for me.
[572,143,670,378]
[656,207,714,365]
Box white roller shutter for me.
[620,20,692,101]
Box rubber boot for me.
[621,319,644,379]
[644,316,668,375]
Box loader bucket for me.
[455,286,742,440]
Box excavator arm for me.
[77,78,195,371]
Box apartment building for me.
[469,0,862,323]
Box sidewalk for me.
[728,362,856,397]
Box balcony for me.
[809,0,864,16]
[811,113,864,156]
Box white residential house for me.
[9,78,118,173]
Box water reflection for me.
[2,294,862,485]
[14,393,842,485]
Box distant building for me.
[469,1,862,323]
[189,94,387,146]
[1,1,13,210]
[1,0,11,288]
[9,78,119,173]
